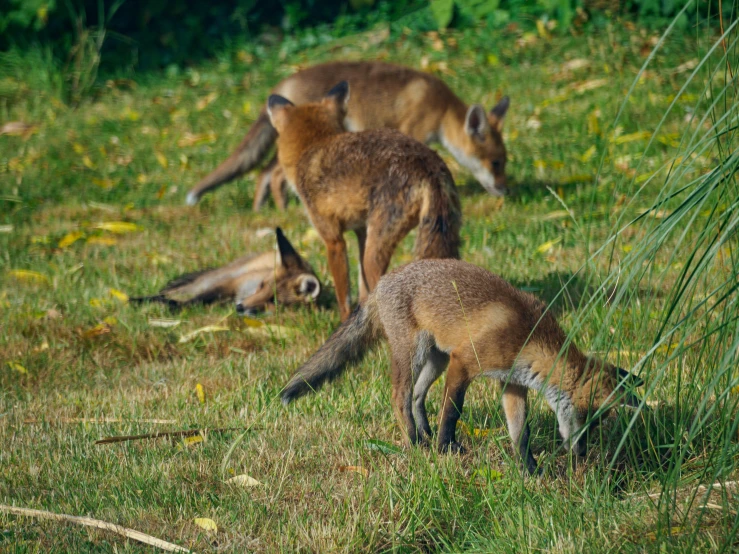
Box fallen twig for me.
[95,427,243,445]
[0,504,190,552]
[25,417,177,425]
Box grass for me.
[1,16,738,552]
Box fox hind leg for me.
[355,227,369,303]
[412,344,449,441]
[253,155,278,212]
[390,352,421,447]
[437,351,472,454]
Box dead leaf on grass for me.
[193,517,218,532]
[195,383,205,404]
[338,465,369,477]
[178,325,230,343]
[8,269,50,285]
[93,221,141,234]
[226,474,263,487]
[7,362,27,375]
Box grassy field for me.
[1,18,738,552]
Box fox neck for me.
[439,101,484,176]
[277,125,341,186]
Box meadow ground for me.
[1,20,738,552]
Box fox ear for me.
[297,274,321,300]
[275,227,302,270]
[267,95,294,128]
[489,96,510,132]
[618,367,645,387]
[465,104,490,140]
[323,81,350,113]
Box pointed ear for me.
[618,367,645,387]
[465,104,490,140]
[322,81,350,114]
[275,227,301,270]
[489,95,510,132]
[297,274,321,300]
[266,95,294,128]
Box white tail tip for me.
[185,191,199,206]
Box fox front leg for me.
[500,383,539,475]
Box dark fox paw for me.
[439,440,466,455]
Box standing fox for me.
[281,260,644,475]
[184,61,510,208]
[130,228,321,315]
[266,81,461,321]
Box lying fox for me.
[130,228,321,315]
[267,81,461,321]
[281,259,643,475]
[185,61,510,208]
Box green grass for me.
[1,18,738,552]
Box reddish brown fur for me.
[268,84,461,321]
[185,61,509,207]
[282,259,642,475]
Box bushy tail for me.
[415,171,461,260]
[185,110,278,205]
[129,295,182,310]
[281,298,381,404]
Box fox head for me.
[564,357,644,455]
[267,81,349,165]
[235,228,321,316]
[446,98,510,197]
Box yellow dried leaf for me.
[86,236,118,246]
[177,132,217,148]
[572,78,608,93]
[195,383,205,404]
[155,152,168,168]
[109,288,129,303]
[540,210,571,221]
[226,474,262,487]
[193,517,217,532]
[536,237,562,253]
[73,143,85,154]
[587,110,600,136]
[8,269,49,284]
[656,342,679,355]
[178,325,230,343]
[82,155,95,169]
[58,231,85,248]
[580,145,597,162]
[82,322,112,338]
[183,435,204,447]
[242,101,252,115]
[89,298,106,308]
[536,19,550,39]
[7,362,27,375]
[244,323,298,339]
[533,159,546,170]
[92,178,115,189]
[136,174,148,185]
[611,131,651,145]
[473,468,503,481]
[486,54,499,67]
[338,465,369,477]
[196,92,218,111]
[242,317,264,328]
[93,222,141,234]
[731,385,739,395]
[622,245,633,253]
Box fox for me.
[184,60,510,209]
[130,227,321,315]
[266,80,461,322]
[281,259,644,475]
